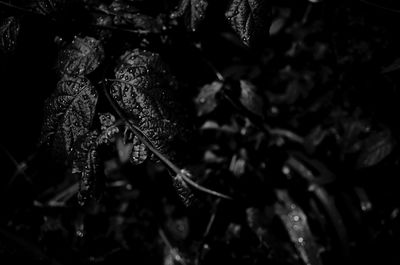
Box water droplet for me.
[76,230,84,238]
[282,166,290,175]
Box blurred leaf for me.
[0,16,20,54]
[194,81,223,116]
[31,0,67,16]
[72,131,102,206]
[40,76,98,161]
[357,130,394,168]
[108,0,163,32]
[57,36,104,76]
[225,0,271,47]
[275,189,323,265]
[382,57,400,73]
[239,79,264,117]
[170,0,208,32]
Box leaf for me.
[239,80,264,117]
[225,0,271,47]
[72,131,102,206]
[40,76,98,161]
[357,130,394,168]
[275,190,323,265]
[57,36,104,76]
[31,0,67,16]
[0,16,20,54]
[170,0,208,32]
[108,0,163,33]
[382,57,400,74]
[173,170,196,207]
[111,49,190,161]
[194,81,223,116]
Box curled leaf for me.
[170,0,208,32]
[97,113,120,144]
[194,81,223,116]
[357,130,394,168]
[0,16,20,54]
[225,0,271,47]
[40,76,98,161]
[57,36,104,76]
[239,80,264,117]
[72,131,102,206]
[173,170,196,207]
[275,190,323,265]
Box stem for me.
[47,182,79,206]
[178,171,233,200]
[103,81,181,174]
[103,81,233,200]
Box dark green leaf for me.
[72,131,102,206]
[108,0,163,33]
[239,79,264,117]
[57,36,104,76]
[170,0,208,32]
[194,81,223,116]
[275,190,323,265]
[357,130,394,168]
[0,16,20,54]
[40,76,98,161]
[111,49,190,162]
[225,0,271,47]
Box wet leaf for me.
[275,190,323,265]
[357,130,394,168]
[57,36,104,76]
[0,16,20,54]
[97,113,120,145]
[225,0,271,47]
[40,76,98,161]
[170,0,208,32]
[72,131,102,206]
[194,81,223,116]
[111,49,190,162]
[239,80,264,117]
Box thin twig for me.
[0,227,63,265]
[0,1,41,15]
[0,144,32,187]
[47,182,79,206]
[178,171,233,200]
[359,0,400,14]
